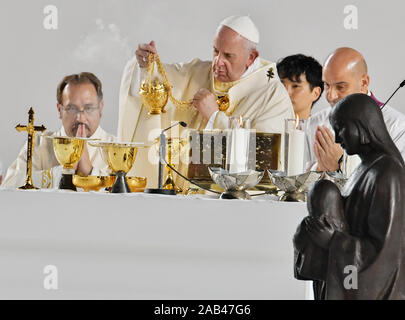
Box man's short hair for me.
[57,72,103,105]
[277,54,324,105]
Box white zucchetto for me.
[219,15,260,44]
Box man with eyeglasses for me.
[2,72,115,189]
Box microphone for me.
[381,79,405,110]
[162,121,187,134]
[144,121,189,196]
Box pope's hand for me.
[314,125,343,172]
[193,89,218,121]
[74,124,93,176]
[135,40,157,68]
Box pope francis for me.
[118,15,294,188]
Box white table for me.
[0,188,308,299]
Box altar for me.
[0,188,307,299]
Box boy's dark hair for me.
[277,54,324,106]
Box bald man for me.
[305,47,405,176]
[118,16,293,188]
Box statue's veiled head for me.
[329,93,401,161]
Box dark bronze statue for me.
[294,179,347,299]
[294,93,405,299]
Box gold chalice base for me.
[162,174,182,193]
[109,176,147,192]
[19,183,39,190]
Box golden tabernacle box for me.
[186,130,282,192]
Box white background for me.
[0,0,404,171]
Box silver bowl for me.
[268,170,323,202]
[208,167,265,200]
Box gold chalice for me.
[51,136,89,190]
[139,77,169,115]
[154,137,188,193]
[89,141,144,193]
[72,175,114,192]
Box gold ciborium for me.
[126,176,147,192]
[52,136,87,190]
[72,175,114,192]
[154,137,188,193]
[89,141,144,193]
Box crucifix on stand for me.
[15,107,46,190]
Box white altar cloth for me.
[0,188,307,299]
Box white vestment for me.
[305,98,405,177]
[1,126,115,189]
[118,56,294,187]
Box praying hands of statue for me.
[135,40,157,68]
[304,216,335,250]
[314,125,343,172]
[74,124,93,176]
[193,88,219,121]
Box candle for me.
[287,128,305,176]
[227,117,251,174]
[229,127,250,173]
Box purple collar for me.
[370,91,384,107]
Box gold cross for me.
[16,107,46,189]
